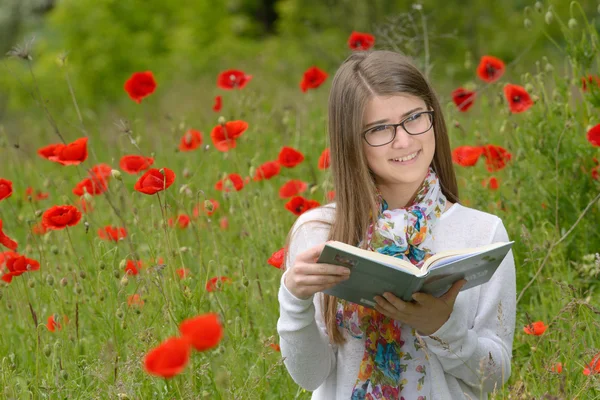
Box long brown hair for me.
[283,50,459,346]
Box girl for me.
[277,50,516,400]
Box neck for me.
[377,180,423,209]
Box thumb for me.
[440,279,467,304]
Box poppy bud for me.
[113,270,121,279]
[203,199,214,212]
[204,144,210,151]
[524,18,532,29]
[35,209,43,217]
[310,184,319,194]
[544,11,553,25]
[218,116,226,125]
[120,275,129,287]
[99,262,105,270]
[111,169,122,181]
[60,278,68,287]
[545,63,554,72]
[117,394,129,399]
[568,18,578,30]
[242,276,249,287]
[116,308,124,319]
[74,284,82,294]
[183,168,191,178]
[453,120,461,128]
[121,321,127,330]
[43,344,52,357]
[60,370,68,380]
[119,259,127,269]
[79,271,86,279]
[27,279,35,288]
[51,245,59,255]
[180,246,189,253]
[45,274,54,286]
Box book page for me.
[327,241,421,275]
[423,241,510,272]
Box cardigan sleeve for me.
[276,210,338,391]
[422,218,517,393]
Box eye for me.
[404,112,424,123]
[369,125,388,133]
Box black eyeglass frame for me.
[362,110,435,147]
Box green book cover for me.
[317,240,514,308]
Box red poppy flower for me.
[476,55,505,83]
[193,199,219,217]
[451,146,483,167]
[125,259,143,275]
[46,315,62,332]
[177,268,191,279]
[134,168,175,195]
[300,67,328,93]
[127,294,144,307]
[0,178,13,201]
[503,84,533,113]
[278,147,305,168]
[32,223,48,235]
[523,320,547,336]
[144,336,191,378]
[210,120,249,152]
[481,145,512,172]
[78,197,93,214]
[253,161,281,181]
[583,352,600,376]
[219,217,229,230]
[120,155,154,174]
[98,226,127,242]
[169,214,190,229]
[212,95,222,112]
[587,124,600,147]
[73,176,109,197]
[179,313,224,352]
[582,75,600,92]
[48,137,88,166]
[1,253,40,283]
[279,180,308,199]
[481,176,500,190]
[326,190,335,201]
[451,88,476,112]
[42,205,82,230]
[215,173,244,192]
[268,248,285,269]
[205,276,232,292]
[124,71,157,104]
[269,343,281,352]
[90,164,112,180]
[285,196,321,216]
[318,148,330,170]
[37,143,64,160]
[179,129,203,152]
[25,187,49,202]
[347,31,375,51]
[0,220,18,251]
[592,165,599,181]
[551,362,563,374]
[217,69,252,90]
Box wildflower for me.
[1,253,40,283]
[124,71,157,103]
[127,294,144,307]
[215,173,245,192]
[169,214,190,229]
[318,148,330,170]
[205,276,232,292]
[98,226,127,242]
[451,146,483,167]
[285,196,321,216]
[451,88,476,112]
[347,31,375,51]
[37,143,64,160]
[119,155,154,174]
[269,343,281,352]
[47,137,88,166]
[268,248,285,269]
[278,147,305,168]
[124,259,142,276]
[253,161,281,181]
[327,190,335,201]
[219,217,229,230]
[582,75,600,92]
[210,120,248,152]
[300,66,328,92]
[0,220,18,251]
[504,84,533,113]
[583,352,600,376]
[25,187,49,202]
[279,180,308,199]
[72,176,108,197]
[179,313,224,351]
[0,179,13,201]
[193,199,219,217]
[46,315,63,332]
[42,205,82,230]
[523,320,547,336]
[212,95,222,112]
[481,177,500,190]
[144,337,191,378]
[481,145,512,172]
[476,55,505,83]
[179,129,203,152]
[134,168,175,195]
[551,362,563,373]
[216,69,252,90]
[587,124,600,147]
[176,268,190,279]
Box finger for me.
[296,274,349,286]
[307,262,351,277]
[297,241,332,263]
[376,293,414,315]
[439,279,468,304]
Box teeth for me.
[391,151,419,162]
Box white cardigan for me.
[277,202,516,399]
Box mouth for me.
[389,150,421,164]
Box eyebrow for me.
[363,107,424,130]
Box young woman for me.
[277,50,516,400]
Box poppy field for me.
[0,2,599,399]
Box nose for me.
[390,126,413,148]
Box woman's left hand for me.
[373,279,467,336]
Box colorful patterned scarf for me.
[336,167,447,400]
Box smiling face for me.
[362,93,435,207]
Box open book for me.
[317,240,514,308]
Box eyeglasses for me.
[362,110,435,147]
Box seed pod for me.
[218,116,226,125]
[524,18,532,29]
[60,278,68,287]
[51,245,59,255]
[74,284,82,295]
[116,308,124,319]
[43,344,52,357]
[46,275,55,286]
[79,271,86,279]
[545,11,553,24]
[120,276,129,287]
[59,370,68,380]
[568,18,578,30]
[111,169,122,181]
[534,1,543,13]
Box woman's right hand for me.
[284,241,352,300]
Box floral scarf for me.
[336,167,447,400]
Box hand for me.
[373,279,468,336]
[284,241,352,300]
